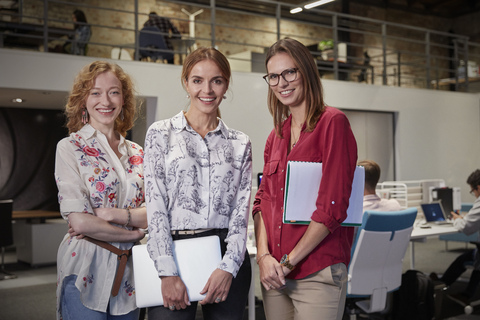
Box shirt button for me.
[278,226,281,229]
[280,188,283,191]
[277,244,280,247]
[282,170,284,173]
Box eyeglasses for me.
[263,68,299,86]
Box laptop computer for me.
[421,202,452,225]
[132,235,222,308]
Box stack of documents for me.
[283,161,364,226]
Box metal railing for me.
[1,0,479,91]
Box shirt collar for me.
[364,194,380,201]
[78,124,126,149]
[171,111,229,139]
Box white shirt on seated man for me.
[358,160,401,213]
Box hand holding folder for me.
[283,161,364,226]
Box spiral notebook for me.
[132,235,222,308]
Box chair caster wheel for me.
[465,305,473,315]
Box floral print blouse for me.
[54,124,144,318]
[144,111,252,278]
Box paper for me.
[283,161,365,226]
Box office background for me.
[1,48,479,207]
[1,0,480,209]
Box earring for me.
[223,95,227,99]
[120,109,124,121]
[82,108,89,125]
[186,93,190,99]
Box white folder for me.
[283,162,365,226]
[132,235,222,308]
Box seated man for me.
[143,11,181,64]
[430,169,480,303]
[359,159,401,212]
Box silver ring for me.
[169,305,175,310]
[269,285,274,289]
[215,297,221,303]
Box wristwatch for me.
[280,254,296,271]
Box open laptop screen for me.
[421,202,448,222]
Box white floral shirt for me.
[144,111,252,278]
[54,124,144,318]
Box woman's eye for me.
[213,79,224,85]
[192,79,201,84]
[269,74,278,80]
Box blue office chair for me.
[138,26,174,63]
[345,208,417,319]
[439,203,477,251]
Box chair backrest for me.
[461,203,474,212]
[0,199,14,247]
[139,26,173,61]
[347,208,417,312]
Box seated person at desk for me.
[63,9,91,56]
[358,160,401,212]
[430,169,480,303]
[143,11,180,64]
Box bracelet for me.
[256,252,271,264]
[124,208,131,228]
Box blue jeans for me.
[148,229,252,320]
[60,275,140,320]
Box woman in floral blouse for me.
[144,47,253,320]
[55,61,147,320]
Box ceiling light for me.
[12,98,24,103]
[290,7,303,14]
[304,0,335,9]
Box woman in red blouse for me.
[252,38,358,320]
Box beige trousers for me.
[261,263,347,320]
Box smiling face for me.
[266,52,305,110]
[184,59,228,117]
[85,71,123,131]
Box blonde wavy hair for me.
[65,61,138,137]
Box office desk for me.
[409,223,459,269]
[170,38,195,64]
[0,21,73,49]
[13,210,62,221]
[316,59,375,83]
[11,210,65,266]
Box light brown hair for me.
[181,47,231,118]
[265,38,325,137]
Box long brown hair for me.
[65,60,138,137]
[265,38,325,137]
[181,47,231,118]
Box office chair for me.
[345,208,417,319]
[0,199,17,280]
[138,26,174,63]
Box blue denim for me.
[60,275,140,320]
[148,229,252,320]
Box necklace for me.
[291,118,303,148]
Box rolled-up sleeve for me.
[55,139,92,218]
[311,113,357,231]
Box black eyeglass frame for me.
[263,68,299,86]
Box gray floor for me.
[2,237,480,319]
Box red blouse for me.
[253,106,357,279]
